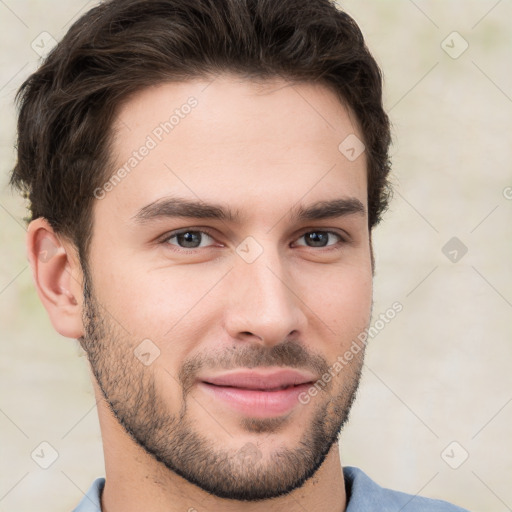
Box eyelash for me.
[160,228,346,253]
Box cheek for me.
[94,257,221,348]
[299,262,372,345]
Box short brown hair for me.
[10,0,391,266]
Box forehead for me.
[100,75,367,224]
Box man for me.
[10,0,470,510]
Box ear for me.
[26,218,85,339]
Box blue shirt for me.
[72,466,470,511]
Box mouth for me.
[197,369,316,418]
[201,368,316,389]
[204,383,302,391]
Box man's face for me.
[80,75,373,500]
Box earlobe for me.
[26,218,85,339]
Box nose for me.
[223,247,307,346]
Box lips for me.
[200,369,316,391]
[197,369,317,417]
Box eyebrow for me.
[131,196,366,224]
[292,198,366,221]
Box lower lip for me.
[198,382,312,418]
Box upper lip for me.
[200,369,317,390]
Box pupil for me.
[178,231,201,248]
[307,232,328,247]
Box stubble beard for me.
[78,271,365,501]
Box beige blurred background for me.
[1,1,511,510]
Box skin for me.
[27,75,373,512]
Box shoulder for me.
[72,477,104,512]
[343,466,470,512]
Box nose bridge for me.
[224,242,305,344]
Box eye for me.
[160,229,344,252]
[164,229,217,249]
[293,231,343,248]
